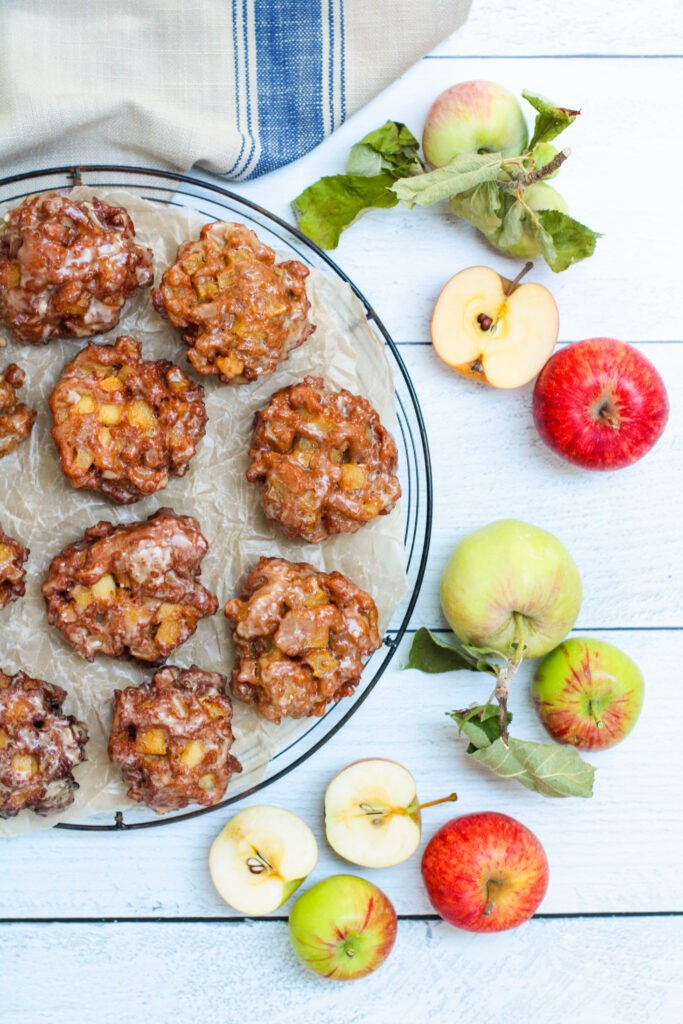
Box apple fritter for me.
[0,669,88,818]
[0,524,28,609]
[42,508,218,664]
[0,364,36,459]
[247,376,401,543]
[108,665,242,813]
[152,222,315,383]
[225,557,380,723]
[49,335,207,504]
[0,192,153,343]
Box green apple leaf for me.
[347,121,423,177]
[449,181,504,234]
[293,172,399,249]
[523,91,580,149]
[405,628,498,675]
[448,704,513,753]
[391,153,506,209]
[293,121,423,248]
[470,736,596,798]
[495,195,527,248]
[533,208,600,272]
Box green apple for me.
[532,637,644,750]
[325,759,422,868]
[440,519,582,658]
[530,143,560,178]
[209,805,318,915]
[485,183,568,259]
[422,80,529,168]
[289,875,397,980]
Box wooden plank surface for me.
[2,1,682,1020]
[4,918,681,1024]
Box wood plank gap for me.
[393,626,683,634]
[1,911,681,924]
[393,340,679,347]
[423,54,683,60]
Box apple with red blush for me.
[421,812,548,933]
[532,637,644,751]
[532,338,668,470]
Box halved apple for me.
[325,759,422,868]
[209,805,318,915]
[431,265,559,388]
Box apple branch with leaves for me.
[406,627,596,799]
[293,91,600,273]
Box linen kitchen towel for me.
[0,0,470,178]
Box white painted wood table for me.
[2,2,682,1020]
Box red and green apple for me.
[288,874,397,980]
[422,80,529,167]
[532,636,644,750]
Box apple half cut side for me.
[325,758,457,868]
[209,805,318,915]
[431,265,559,388]
[325,759,422,868]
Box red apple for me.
[532,637,644,750]
[421,812,548,932]
[532,338,668,470]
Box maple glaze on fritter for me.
[225,557,380,723]
[0,669,88,818]
[109,665,241,813]
[50,335,207,504]
[153,222,315,383]
[42,509,218,663]
[247,376,400,543]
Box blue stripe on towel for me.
[240,0,336,179]
[224,0,247,177]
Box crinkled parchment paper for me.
[0,188,407,837]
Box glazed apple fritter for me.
[152,222,315,383]
[0,364,36,459]
[0,192,153,343]
[225,557,380,724]
[247,376,401,543]
[108,665,242,813]
[49,335,207,504]
[42,509,218,663]
[0,523,28,610]
[0,669,88,818]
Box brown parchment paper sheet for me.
[0,188,408,837]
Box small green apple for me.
[532,637,644,750]
[485,183,568,259]
[530,142,560,178]
[422,80,529,168]
[440,519,582,659]
[289,875,397,980]
[209,805,318,915]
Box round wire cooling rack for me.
[0,165,433,831]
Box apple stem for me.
[495,616,527,745]
[483,879,501,918]
[597,400,620,430]
[589,699,604,730]
[504,261,534,297]
[498,147,570,190]
[418,793,458,811]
